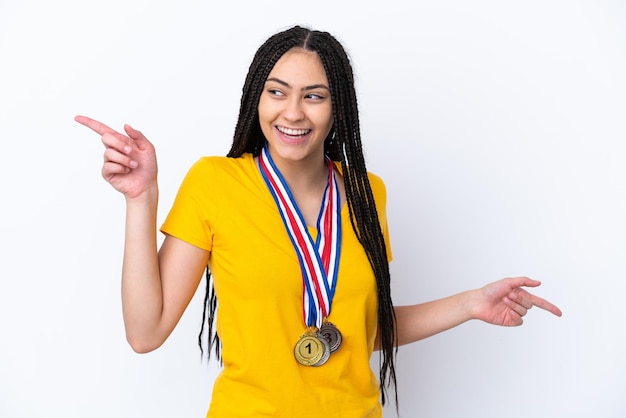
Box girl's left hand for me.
[473,277,562,326]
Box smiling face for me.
[258,48,333,169]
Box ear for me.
[324,127,335,145]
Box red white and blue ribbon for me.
[258,144,342,329]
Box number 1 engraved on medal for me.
[294,334,324,366]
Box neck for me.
[269,152,329,194]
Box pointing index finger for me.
[74,115,120,137]
[530,293,563,317]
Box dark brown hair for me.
[199,25,398,406]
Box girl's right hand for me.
[75,115,158,200]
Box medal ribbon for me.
[258,145,342,329]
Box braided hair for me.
[199,25,398,406]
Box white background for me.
[1,1,624,417]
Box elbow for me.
[126,334,163,354]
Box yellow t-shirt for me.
[161,153,392,417]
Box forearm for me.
[121,186,164,352]
[392,289,479,347]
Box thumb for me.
[123,124,151,148]
[511,276,541,289]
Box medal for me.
[259,145,343,366]
[313,331,331,366]
[319,321,342,353]
[294,330,330,366]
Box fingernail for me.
[124,145,132,154]
[130,160,138,168]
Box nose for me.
[283,97,305,122]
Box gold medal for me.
[294,331,326,366]
[319,321,342,353]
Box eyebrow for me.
[266,77,330,91]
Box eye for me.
[305,92,325,100]
[266,88,285,97]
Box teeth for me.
[277,126,310,136]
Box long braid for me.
[198,267,220,362]
[200,25,398,407]
[309,29,398,406]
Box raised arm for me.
[75,116,208,353]
[378,277,562,349]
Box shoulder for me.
[333,161,387,203]
[190,153,253,172]
[366,171,386,192]
[184,154,255,180]
[367,171,387,207]
[175,154,256,198]
[332,161,386,189]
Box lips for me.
[276,125,311,139]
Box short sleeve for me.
[160,158,216,252]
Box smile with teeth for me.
[276,126,311,138]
